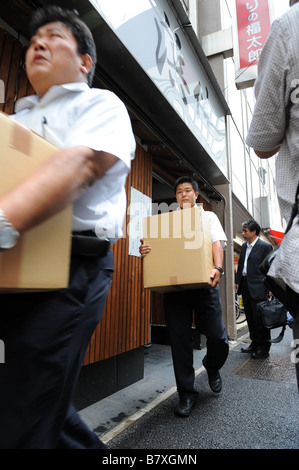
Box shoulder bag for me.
[256,297,288,343]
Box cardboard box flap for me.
[0,111,58,191]
[0,111,72,291]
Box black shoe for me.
[175,397,196,417]
[207,371,222,393]
[252,350,269,359]
[202,358,222,393]
[241,345,256,353]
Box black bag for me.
[257,297,288,343]
[260,182,299,319]
[260,247,296,316]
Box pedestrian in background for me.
[235,221,272,358]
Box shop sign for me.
[234,0,271,89]
[236,0,270,68]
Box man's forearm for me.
[254,147,280,159]
[212,240,223,268]
[0,146,118,233]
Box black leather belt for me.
[71,231,110,257]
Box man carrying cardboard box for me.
[0,6,135,449]
[140,176,229,417]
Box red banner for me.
[236,0,271,69]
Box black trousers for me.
[164,286,229,399]
[0,250,113,449]
[241,276,271,352]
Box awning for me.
[269,229,284,244]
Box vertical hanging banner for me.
[234,0,271,89]
[237,0,271,68]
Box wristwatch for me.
[0,209,20,251]
[214,266,224,277]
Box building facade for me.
[191,0,284,329]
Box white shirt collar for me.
[247,237,259,248]
[15,82,90,112]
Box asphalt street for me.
[79,325,299,452]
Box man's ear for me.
[80,54,93,74]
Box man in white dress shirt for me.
[140,176,229,417]
[235,221,272,358]
[0,6,135,449]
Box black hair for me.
[174,176,199,194]
[242,220,261,236]
[29,6,97,86]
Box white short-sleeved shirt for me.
[205,210,227,250]
[246,6,299,222]
[12,82,136,242]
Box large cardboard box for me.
[0,111,72,292]
[143,205,213,292]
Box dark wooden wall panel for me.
[0,27,34,113]
[83,145,152,364]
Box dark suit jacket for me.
[235,238,273,301]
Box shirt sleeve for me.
[64,89,135,171]
[246,17,289,152]
[207,211,227,249]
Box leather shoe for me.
[241,345,256,353]
[175,397,196,417]
[252,350,269,359]
[207,371,222,393]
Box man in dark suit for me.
[235,220,273,358]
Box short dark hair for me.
[174,176,199,194]
[242,220,261,236]
[29,6,97,86]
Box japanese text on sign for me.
[236,0,270,69]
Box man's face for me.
[26,21,87,97]
[242,226,256,244]
[176,182,198,209]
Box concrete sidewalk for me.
[79,324,298,450]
